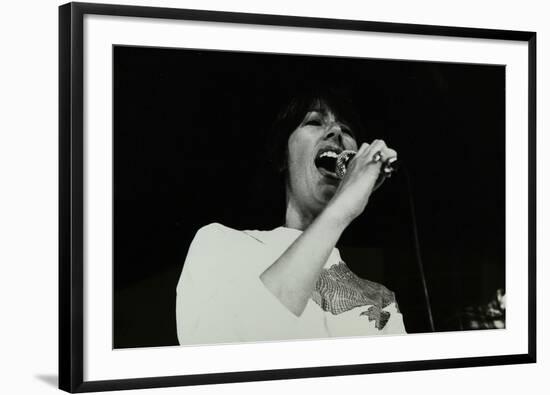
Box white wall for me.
[0,0,547,394]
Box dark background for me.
[113,46,505,348]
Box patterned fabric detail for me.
[360,306,391,330]
[311,261,396,330]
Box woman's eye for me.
[305,119,322,126]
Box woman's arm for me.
[259,207,347,316]
[260,140,397,316]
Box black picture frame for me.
[59,2,537,392]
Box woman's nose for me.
[324,125,344,145]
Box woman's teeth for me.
[319,151,339,159]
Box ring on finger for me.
[373,151,383,163]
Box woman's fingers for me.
[345,140,397,179]
[377,147,397,163]
[356,142,369,156]
[359,140,397,164]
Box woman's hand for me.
[325,140,397,227]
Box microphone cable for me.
[403,164,436,332]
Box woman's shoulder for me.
[191,222,271,248]
[184,223,279,278]
[195,222,234,235]
[190,223,300,261]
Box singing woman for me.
[176,88,406,344]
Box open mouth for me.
[314,147,342,179]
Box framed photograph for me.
[59,2,536,392]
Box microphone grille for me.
[335,150,357,179]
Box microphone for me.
[335,150,399,180]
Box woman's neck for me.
[284,198,317,231]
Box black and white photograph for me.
[113,45,506,349]
[1,0,546,393]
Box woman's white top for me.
[176,223,406,345]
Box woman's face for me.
[286,105,359,216]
